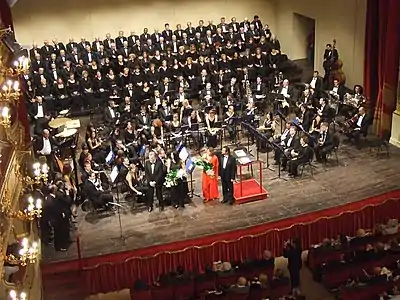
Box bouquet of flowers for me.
[194,159,215,177]
[164,169,187,188]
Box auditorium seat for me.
[151,284,175,300]
[172,278,195,300]
[195,273,217,297]
[129,288,151,300]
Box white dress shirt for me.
[223,156,228,169]
[109,107,115,118]
[35,105,44,119]
[40,137,52,155]
[310,77,317,89]
[280,86,289,97]
[356,114,364,127]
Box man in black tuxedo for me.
[219,146,236,204]
[30,96,51,135]
[162,23,173,42]
[274,126,299,170]
[309,70,323,89]
[66,38,78,54]
[41,41,54,60]
[92,37,103,52]
[298,104,312,133]
[103,33,115,50]
[323,43,339,77]
[52,38,65,55]
[104,99,119,127]
[314,122,333,162]
[346,107,370,148]
[83,171,113,209]
[144,151,164,212]
[115,31,127,49]
[33,129,60,172]
[128,31,139,47]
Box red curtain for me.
[41,190,400,295]
[0,0,30,144]
[364,0,400,136]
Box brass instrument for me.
[344,93,365,108]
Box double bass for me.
[329,39,346,85]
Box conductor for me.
[219,146,236,205]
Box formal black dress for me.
[170,161,186,208]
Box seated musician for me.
[125,163,148,200]
[205,109,219,148]
[317,98,330,122]
[201,95,216,114]
[104,99,119,127]
[328,79,344,101]
[180,99,192,124]
[287,135,313,178]
[136,105,152,142]
[309,115,322,142]
[151,118,164,146]
[297,104,313,133]
[242,102,256,125]
[169,113,183,146]
[342,85,366,117]
[309,71,323,94]
[123,121,141,158]
[252,76,267,101]
[277,79,293,115]
[79,145,90,170]
[221,93,236,114]
[158,99,173,123]
[314,122,334,162]
[199,82,216,101]
[297,89,313,109]
[258,111,275,139]
[188,109,203,148]
[345,107,370,148]
[196,69,211,92]
[83,171,113,210]
[274,126,298,170]
[149,90,163,117]
[87,130,107,164]
[119,96,133,121]
[175,86,189,105]
[224,105,237,143]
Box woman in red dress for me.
[202,147,219,202]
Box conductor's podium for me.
[233,149,269,205]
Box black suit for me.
[144,160,164,208]
[83,178,113,208]
[219,154,236,204]
[115,36,127,49]
[104,106,118,126]
[315,130,333,161]
[347,114,370,146]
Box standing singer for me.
[219,146,236,205]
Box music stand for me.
[164,91,176,100]
[256,132,275,173]
[269,142,288,182]
[186,158,200,198]
[276,110,287,134]
[109,166,131,245]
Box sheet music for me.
[234,149,247,157]
[106,150,114,164]
[238,157,251,164]
[110,166,119,183]
[179,146,190,161]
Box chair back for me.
[151,285,175,300]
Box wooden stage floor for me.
[43,138,400,263]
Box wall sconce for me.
[0,103,11,128]
[18,238,38,266]
[5,196,42,221]
[32,162,48,184]
[9,290,27,300]
[0,79,20,104]
[13,57,29,74]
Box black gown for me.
[170,161,186,208]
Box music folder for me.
[110,166,119,183]
[106,150,115,164]
[185,158,195,174]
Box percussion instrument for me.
[49,117,72,129]
[65,119,81,129]
[55,128,77,138]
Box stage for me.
[42,136,400,264]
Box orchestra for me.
[27,14,372,219]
